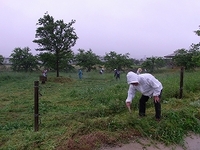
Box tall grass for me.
[0,70,200,150]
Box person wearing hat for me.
[125,71,163,120]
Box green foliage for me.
[191,44,200,67]
[1,70,200,149]
[104,51,133,71]
[173,49,194,70]
[194,25,200,36]
[33,12,78,77]
[192,54,200,67]
[75,49,101,72]
[9,47,39,72]
[173,44,200,70]
[0,55,3,65]
[37,52,56,70]
[142,57,165,73]
[37,51,75,72]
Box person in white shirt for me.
[125,71,163,120]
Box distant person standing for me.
[99,69,103,74]
[114,69,120,80]
[42,69,48,77]
[78,69,83,79]
[114,69,117,76]
[41,69,48,84]
[99,68,104,74]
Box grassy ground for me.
[0,69,200,150]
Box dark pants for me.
[139,91,162,119]
[116,74,120,80]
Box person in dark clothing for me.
[114,69,120,80]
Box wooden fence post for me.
[34,81,39,131]
[179,67,184,99]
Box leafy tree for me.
[59,51,75,72]
[191,45,200,67]
[75,49,101,72]
[155,57,166,69]
[142,57,165,73]
[104,51,132,71]
[142,58,154,73]
[37,51,75,72]
[189,43,200,65]
[0,55,3,65]
[37,52,56,70]
[194,25,200,37]
[190,26,200,67]
[33,13,78,77]
[191,54,200,67]
[172,45,200,70]
[10,47,39,72]
[130,58,140,66]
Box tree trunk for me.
[56,52,59,77]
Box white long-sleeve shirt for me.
[126,72,163,103]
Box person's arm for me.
[147,77,162,103]
[126,102,131,112]
[125,85,136,112]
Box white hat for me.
[127,71,139,84]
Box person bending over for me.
[125,71,163,121]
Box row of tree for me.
[1,43,200,74]
[0,13,200,76]
[0,47,166,73]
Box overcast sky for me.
[1,0,200,59]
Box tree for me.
[58,51,75,72]
[104,51,132,71]
[154,57,166,69]
[33,13,78,77]
[142,57,165,73]
[37,51,75,72]
[10,47,39,72]
[0,55,3,65]
[194,25,200,37]
[75,49,101,72]
[37,52,56,70]
[130,58,140,66]
[172,47,198,70]
[168,26,200,70]
[193,26,200,66]
[191,44,200,67]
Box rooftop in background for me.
[164,50,179,59]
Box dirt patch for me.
[56,130,141,150]
[100,133,200,150]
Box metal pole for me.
[179,67,184,99]
[34,81,39,131]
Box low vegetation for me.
[0,69,200,150]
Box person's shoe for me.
[155,118,161,122]
[139,113,146,117]
[137,114,146,120]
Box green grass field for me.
[0,69,200,150]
